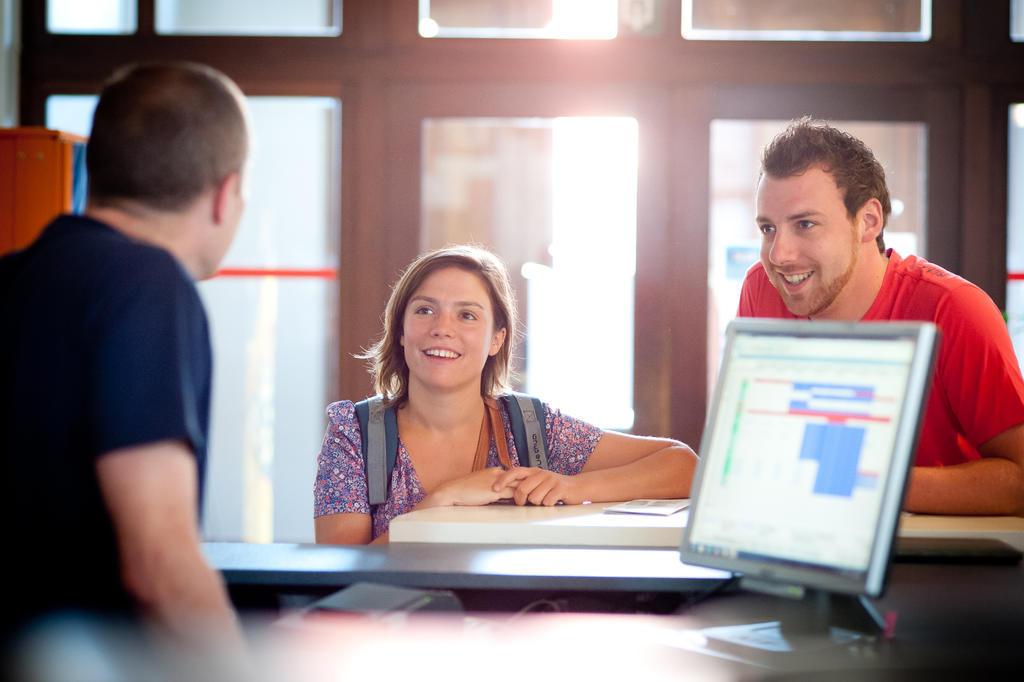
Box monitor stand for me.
[739,577,887,639]
[677,580,890,669]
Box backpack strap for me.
[354,396,398,506]
[355,394,545,506]
[501,393,549,469]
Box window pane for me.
[683,0,931,41]
[1006,105,1024,366]
[156,0,340,36]
[419,0,617,39]
[201,97,340,543]
[1,4,15,126]
[45,95,97,137]
[200,276,333,543]
[1013,0,1024,42]
[422,117,637,429]
[47,95,341,544]
[707,119,927,393]
[48,0,136,34]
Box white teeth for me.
[425,349,460,359]
[782,272,811,285]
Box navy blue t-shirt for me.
[0,214,211,631]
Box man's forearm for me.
[121,541,243,648]
[906,460,1024,516]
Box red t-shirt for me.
[738,250,1024,466]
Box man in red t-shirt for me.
[738,117,1024,515]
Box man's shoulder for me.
[884,252,988,315]
[1,216,184,322]
[82,216,184,271]
[868,252,1003,341]
[891,253,970,289]
[28,215,184,282]
[47,217,204,330]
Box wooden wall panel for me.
[17,0,1024,441]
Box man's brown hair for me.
[761,117,891,253]
[87,61,249,212]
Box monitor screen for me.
[680,319,938,600]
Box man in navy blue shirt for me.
[1,62,250,653]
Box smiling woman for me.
[312,244,698,545]
[401,268,507,399]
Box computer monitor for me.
[679,318,938,636]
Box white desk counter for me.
[898,512,1024,551]
[389,501,1024,551]
[389,501,688,547]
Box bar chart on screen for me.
[696,338,916,568]
[743,378,892,497]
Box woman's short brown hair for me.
[362,245,518,407]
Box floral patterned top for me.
[313,399,604,539]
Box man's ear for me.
[211,173,242,226]
[857,198,884,244]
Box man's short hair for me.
[86,61,249,212]
[761,117,891,253]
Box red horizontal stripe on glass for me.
[1009,273,1024,281]
[211,267,337,279]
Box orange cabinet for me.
[0,127,88,256]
